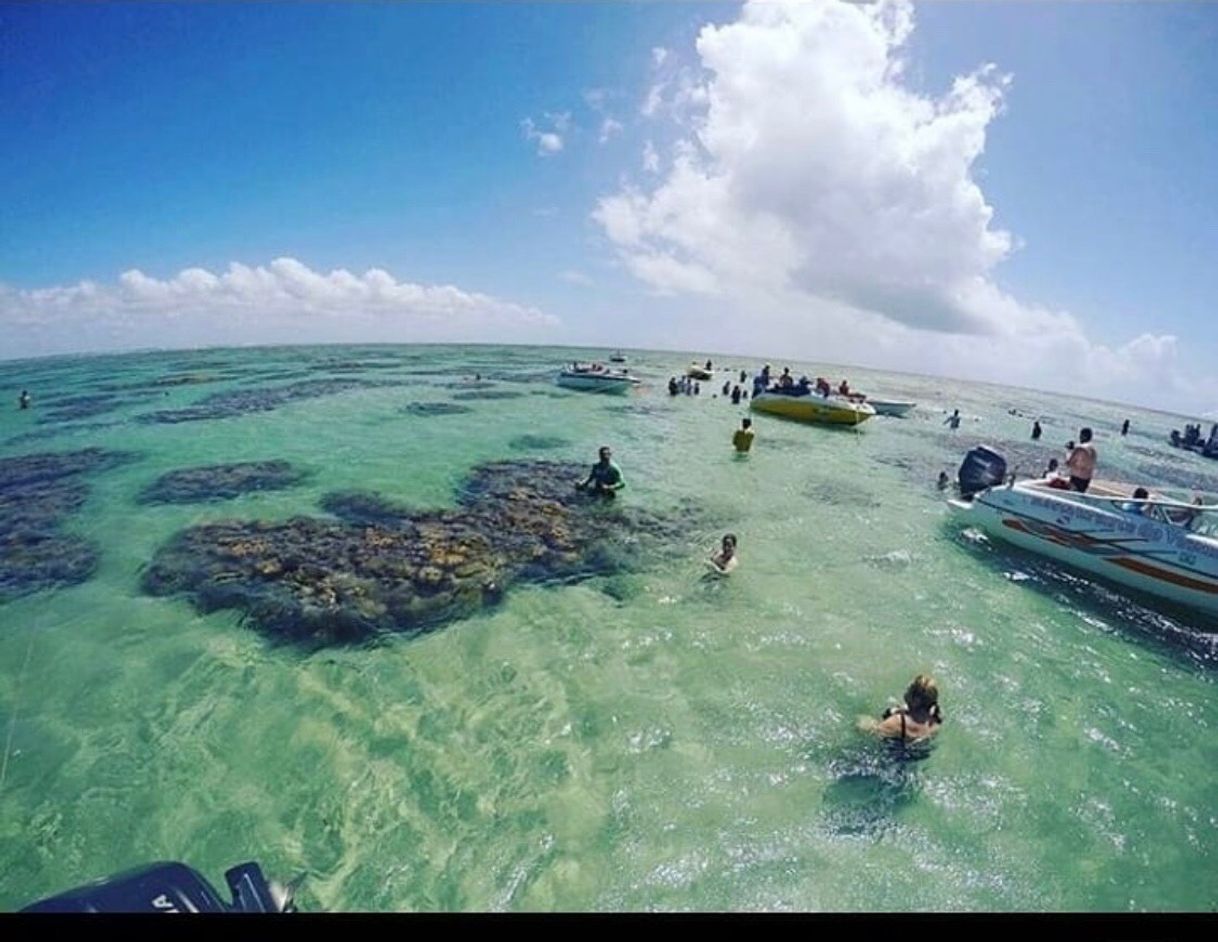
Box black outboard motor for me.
[21,861,294,913]
[957,445,1007,499]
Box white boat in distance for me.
[950,477,1218,619]
[556,363,640,394]
[865,398,916,417]
[609,351,627,363]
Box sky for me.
[1,1,1216,415]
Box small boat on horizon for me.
[750,390,875,426]
[1169,422,1218,459]
[556,363,640,394]
[947,445,1218,620]
[609,351,627,363]
[686,360,715,381]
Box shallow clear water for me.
[1,344,1215,912]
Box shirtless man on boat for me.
[1065,428,1097,493]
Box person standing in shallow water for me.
[730,384,742,405]
[857,674,943,743]
[18,389,31,410]
[576,445,625,497]
[944,409,961,430]
[732,417,755,454]
[1031,420,1042,440]
[1122,418,1130,436]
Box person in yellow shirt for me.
[732,417,755,453]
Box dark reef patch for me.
[450,390,525,402]
[5,420,127,448]
[508,435,571,452]
[403,402,474,417]
[38,392,159,423]
[804,479,883,509]
[313,360,407,373]
[142,460,699,646]
[603,403,661,417]
[319,491,422,528]
[135,378,401,424]
[443,380,498,390]
[138,460,308,505]
[1,448,139,601]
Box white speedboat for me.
[556,364,640,394]
[949,475,1218,618]
[866,398,916,418]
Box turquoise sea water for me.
[1,343,1216,912]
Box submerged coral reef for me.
[402,402,474,417]
[138,460,308,505]
[143,460,695,646]
[0,448,138,601]
[135,378,405,424]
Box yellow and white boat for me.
[750,391,875,426]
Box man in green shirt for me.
[576,446,625,497]
[732,417,755,453]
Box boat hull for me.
[555,373,638,394]
[949,484,1218,618]
[686,367,714,381]
[750,393,875,426]
[868,399,916,417]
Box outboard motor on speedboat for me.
[957,445,1007,499]
[21,860,296,913]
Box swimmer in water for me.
[857,674,943,743]
[706,533,738,575]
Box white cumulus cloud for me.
[0,258,557,359]
[521,112,571,156]
[599,117,624,143]
[642,140,660,174]
[594,0,1206,412]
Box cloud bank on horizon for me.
[594,0,1212,414]
[1,0,1211,415]
[0,258,555,358]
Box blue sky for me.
[2,2,1216,412]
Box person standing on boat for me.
[944,409,961,430]
[1065,428,1097,493]
[576,446,625,497]
[1031,420,1042,441]
[732,417,755,454]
